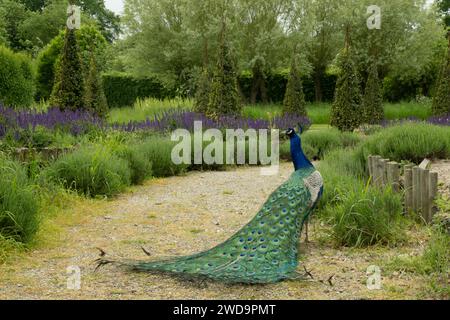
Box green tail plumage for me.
[97,166,323,284]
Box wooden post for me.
[380,159,389,186]
[404,168,413,212]
[387,162,400,192]
[420,169,430,222]
[368,155,374,178]
[428,172,438,222]
[373,156,382,186]
[412,166,420,212]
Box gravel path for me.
[1,162,446,300]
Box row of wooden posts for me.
[367,155,439,223]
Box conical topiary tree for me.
[362,60,384,124]
[193,68,211,114]
[84,50,108,117]
[432,31,450,116]
[283,54,307,116]
[50,28,85,111]
[207,24,241,118]
[330,46,362,132]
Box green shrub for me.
[0,157,39,243]
[362,62,384,124]
[84,52,108,117]
[46,146,131,197]
[50,28,85,111]
[330,49,362,132]
[432,46,450,116]
[358,123,450,163]
[283,54,307,116]
[115,144,153,185]
[36,26,107,102]
[301,128,361,160]
[140,136,188,177]
[207,33,241,117]
[317,148,367,207]
[0,45,35,107]
[328,186,405,247]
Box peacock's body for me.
[97,128,323,284]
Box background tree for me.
[283,53,307,116]
[193,68,211,114]
[207,24,241,117]
[436,0,450,27]
[50,28,85,110]
[330,28,362,132]
[84,50,108,117]
[36,25,106,101]
[432,31,450,116]
[362,59,384,124]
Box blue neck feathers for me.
[290,133,313,171]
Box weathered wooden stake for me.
[373,156,382,186]
[404,168,413,211]
[428,172,438,222]
[420,169,430,222]
[387,162,400,192]
[412,166,420,211]
[368,155,374,177]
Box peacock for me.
[96,128,323,284]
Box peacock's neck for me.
[291,137,313,171]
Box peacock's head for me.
[285,128,296,138]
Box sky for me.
[104,0,124,15]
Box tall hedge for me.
[282,54,307,116]
[330,50,362,132]
[50,28,85,111]
[193,68,211,113]
[36,26,107,102]
[432,32,450,116]
[362,61,384,124]
[207,31,241,117]
[0,45,35,108]
[102,73,174,108]
[85,51,108,117]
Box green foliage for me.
[0,45,35,107]
[0,156,39,243]
[329,186,405,247]
[103,73,175,108]
[358,123,450,163]
[46,146,131,197]
[139,136,188,177]
[207,32,241,117]
[432,43,450,116]
[84,52,108,117]
[302,128,361,160]
[50,28,85,111]
[362,62,384,124]
[193,68,211,114]
[36,26,107,102]
[385,226,449,298]
[330,50,362,132]
[283,55,307,116]
[114,144,153,185]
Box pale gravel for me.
[0,161,448,300]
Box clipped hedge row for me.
[102,73,176,108]
[103,71,338,108]
[0,45,35,108]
